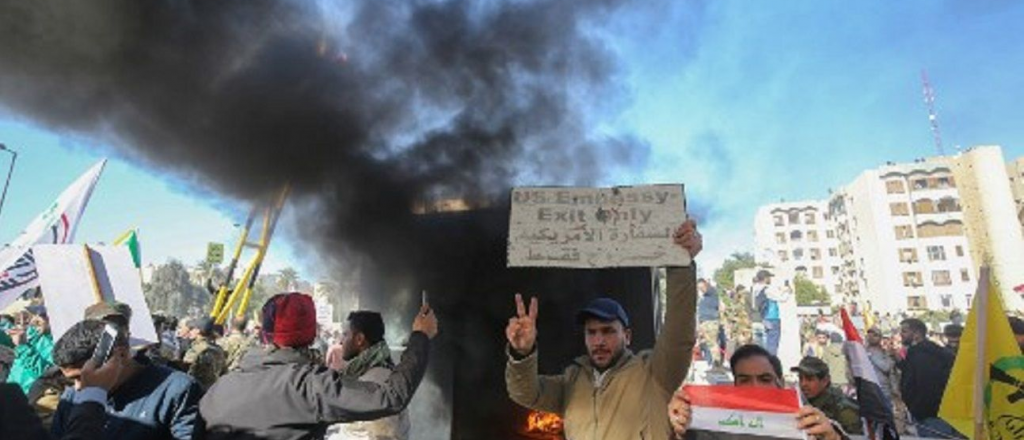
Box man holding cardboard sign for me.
[505,218,700,440]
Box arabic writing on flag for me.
[683,385,803,440]
[0,160,105,309]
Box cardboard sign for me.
[508,185,689,268]
[34,245,159,346]
[683,385,804,439]
[314,298,334,326]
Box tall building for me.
[755,145,1024,314]
[1007,156,1024,234]
[754,201,842,302]
[950,146,1024,311]
[828,158,975,314]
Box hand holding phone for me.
[91,323,119,367]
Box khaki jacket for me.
[506,266,697,440]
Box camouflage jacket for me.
[183,336,227,390]
[809,386,861,435]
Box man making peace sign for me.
[505,219,702,440]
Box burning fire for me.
[524,410,564,436]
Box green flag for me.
[113,228,142,268]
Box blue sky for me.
[3,1,1024,277]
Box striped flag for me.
[839,308,899,440]
[113,228,142,268]
[683,385,803,439]
[0,159,106,309]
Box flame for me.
[525,410,563,435]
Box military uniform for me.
[183,336,227,389]
[721,292,752,347]
[808,386,862,435]
[219,332,251,371]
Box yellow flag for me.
[938,267,1024,440]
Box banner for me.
[507,184,688,268]
[683,385,804,439]
[0,159,106,309]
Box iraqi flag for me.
[683,385,803,439]
[839,308,899,440]
[0,159,105,309]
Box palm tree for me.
[277,267,299,292]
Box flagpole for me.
[973,266,989,440]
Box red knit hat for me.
[261,292,317,347]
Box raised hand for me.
[412,304,439,339]
[672,219,703,259]
[506,293,538,356]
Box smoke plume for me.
[0,0,648,267]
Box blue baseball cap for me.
[576,298,630,328]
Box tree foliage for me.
[143,259,210,318]
[713,252,758,290]
[794,276,830,306]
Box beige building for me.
[755,145,1024,313]
[950,146,1024,312]
[828,158,976,313]
[754,201,842,303]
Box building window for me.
[808,231,819,242]
[932,270,952,286]
[960,269,970,282]
[966,295,973,307]
[895,225,915,240]
[913,199,936,214]
[941,294,953,308]
[912,179,928,190]
[927,245,946,261]
[956,245,964,257]
[789,212,801,224]
[776,232,786,245]
[813,266,824,279]
[902,272,923,287]
[829,248,837,257]
[936,197,961,213]
[907,296,927,310]
[831,266,840,275]
[790,230,803,242]
[826,230,835,239]
[937,176,954,188]
[918,221,964,238]
[793,248,805,260]
[773,214,785,226]
[805,212,816,225]
[886,180,905,194]
[778,250,788,262]
[898,248,918,263]
[811,249,821,260]
[890,202,910,216]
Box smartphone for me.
[91,323,119,366]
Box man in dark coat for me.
[896,318,956,438]
[196,292,437,440]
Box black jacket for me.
[0,383,105,440]
[196,332,430,440]
[897,339,954,420]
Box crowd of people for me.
[0,290,438,440]
[1,217,1022,440]
[690,272,1024,439]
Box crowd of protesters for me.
[689,274,1024,439]
[0,288,437,440]
[2,217,1023,440]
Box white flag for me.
[0,159,106,308]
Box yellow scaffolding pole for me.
[210,185,290,325]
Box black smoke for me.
[0,0,651,270]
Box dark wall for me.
[360,208,657,439]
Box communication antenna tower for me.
[921,70,944,156]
